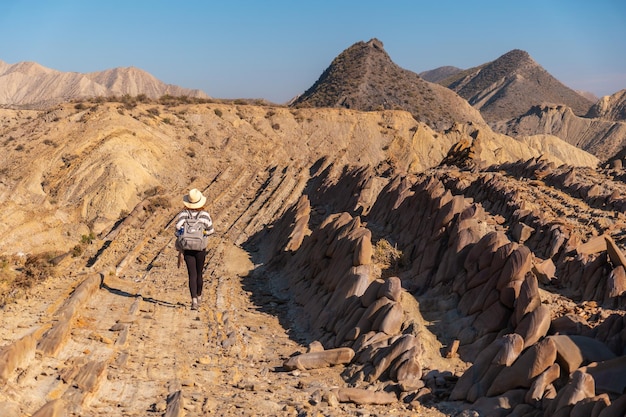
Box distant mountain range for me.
[290,39,625,162]
[0,60,208,108]
[1,40,625,161]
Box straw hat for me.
[183,188,206,209]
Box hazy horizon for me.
[1,0,624,103]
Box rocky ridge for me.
[288,40,626,164]
[290,39,487,132]
[494,104,626,162]
[586,90,626,122]
[437,49,594,124]
[0,101,624,417]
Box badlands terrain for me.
[0,96,625,417]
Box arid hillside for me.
[0,60,208,108]
[495,104,626,162]
[586,90,626,122]
[437,49,594,124]
[290,39,487,132]
[2,99,626,417]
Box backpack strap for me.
[186,209,199,219]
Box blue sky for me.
[1,0,625,103]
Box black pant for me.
[183,250,206,299]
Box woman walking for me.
[175,188,214,310]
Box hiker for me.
[175,188,215,310]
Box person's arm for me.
[175,211,188,233]
[200,211,215,235]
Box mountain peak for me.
[290,39,487,131]
[441,49,592,122]
[499,49,532,63]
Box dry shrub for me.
[373,239,404,278]
[0,253,58,306]
[146,195,171,213]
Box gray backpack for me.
[176,211,208,251]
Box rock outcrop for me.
[494,104,626,161]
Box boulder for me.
[532,257,556,285]
[550,335,616,376]
[597,393,626,417]
[514,304,551,348]
[377,276,402,301]
[450,334,523,401]
[332,387,397,405]
[525,363,560,404]
[547,370,595,416]
[470,389,527,417]
[487,337,557,397]
[369,334,417,382]
[283,347,355,371]
[605,235,626,269]
[512,273,542,328]
[581,356,626,395]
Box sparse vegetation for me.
[0,253,59,305]
[146,195,171,213]
[81,232,96,245]
[143,186,163,197]
[372,238,404,278]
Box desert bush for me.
[81,232,96,244]
[214,108,223,117]
[373,239,404,277]
[147,195,171,213]
[143,186,163,197]
[72,245,83,257]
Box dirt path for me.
[0,161,450,416]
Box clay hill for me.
[0,60,208,108]
[290,40,626,164]
[493,101,626,163]
[434,49,594,124]
[419,66,463,84]
[587,90,626,121]
[0,94,625,417]
[1,41,626,416]
[290,39,487,132]
[423,51,626,162]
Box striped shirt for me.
[175,209,215,236]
